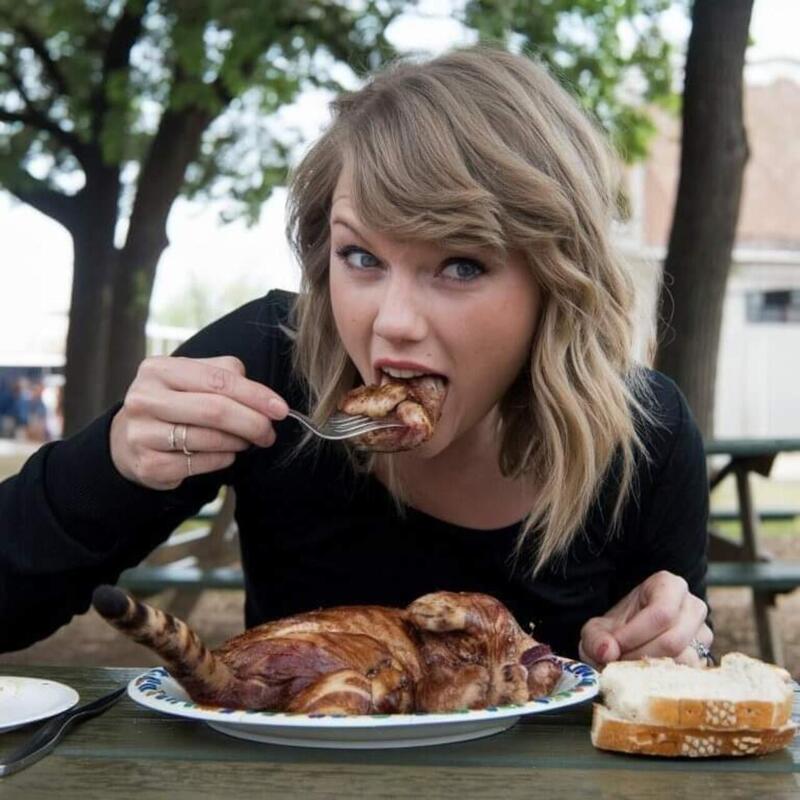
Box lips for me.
[338,376,448,452]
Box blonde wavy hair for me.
[286,46,652,576]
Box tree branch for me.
[13,23,70,97]
[0,106,86,158]
[90,6,145,141]
[2,54,37,109]
[0,50,89,164]
[7,176,79,232]
[0,92,89,166]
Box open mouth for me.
[338,372,448,452]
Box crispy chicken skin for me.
[93,587,562,714]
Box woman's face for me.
[328,174,542,458]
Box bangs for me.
[334,86,507,254]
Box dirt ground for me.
[2,536,799,679]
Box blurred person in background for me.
[0,377,15,438]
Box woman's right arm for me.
[0,333,289,653]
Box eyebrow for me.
[330,216,369,241]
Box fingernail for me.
[268,398,288,418]
[597,642,609,662]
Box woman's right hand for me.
[110,355,288,490]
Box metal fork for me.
[286,409,404,440]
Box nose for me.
[372,274,428,344]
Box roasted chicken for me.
[93,587,562,714]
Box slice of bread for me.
[598,652,794,730]
[591,704,797,757]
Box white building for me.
[624,61,800,438]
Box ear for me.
[406,592,469,632]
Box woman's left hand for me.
[578,570,713,668]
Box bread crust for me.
[591,704,798,758]
[646,694,793,730]
[601,652,794,731]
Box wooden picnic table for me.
[0,665,798,799]
[704,438,800,666]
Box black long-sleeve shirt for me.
[0,290,709,657]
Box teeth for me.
[381,367,428,379]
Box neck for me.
[397,408,499,480]
[377,411,537,530]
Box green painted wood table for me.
[1,666,799,799]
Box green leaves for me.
[0,0,679,233]
[0,0,408,223]
[463,0,683,163]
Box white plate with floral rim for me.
[127,657,598,749]
[0,676,80,733]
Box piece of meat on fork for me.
[338,376,447,451]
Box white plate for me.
[0,676,80,733]
[128,657,598,749]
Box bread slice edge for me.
[591,704,798,758]
[600,653,794,730]
[644,693,793,730]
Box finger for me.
[139,450,237,490]
[618,595,709,661]
[675,625,714,668]
[611,576,686,654]
[130,388,276,448]
[579,617,621,667]
[674,646,706,668]
[674,624,715,667]
[138,356,289,419]
[696,622,713,648]
[148,421,251,454]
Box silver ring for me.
[177,424,194,456]
[690,638,714,665]
[186,454,193,476]
[168,424,178,451]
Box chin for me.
[404,422,453,459]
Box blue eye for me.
[336,245,380,270]
[440,259,485,282]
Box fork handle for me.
[0,686,126,777]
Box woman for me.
[0,46,711,668]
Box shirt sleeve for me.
[0,291,294,653]
[616,375,711,609]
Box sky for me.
[1,0,798,350]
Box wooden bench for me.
[704,438,800,667]
[120,562,800,596]
[119,564,245,594]
[707,561,800,592]
[709,508,798,524]
[122,488,240,618]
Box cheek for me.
[329,268,371,366]
[450,303,538,407]
[329,268,356,338]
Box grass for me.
[713,518,800,540]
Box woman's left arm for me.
[579,377,712,667]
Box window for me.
[746,289,800,323]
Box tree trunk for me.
[654,0,754,436]
[103,236,166,407]
[104,107,213,406]
[62,170,120,435]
